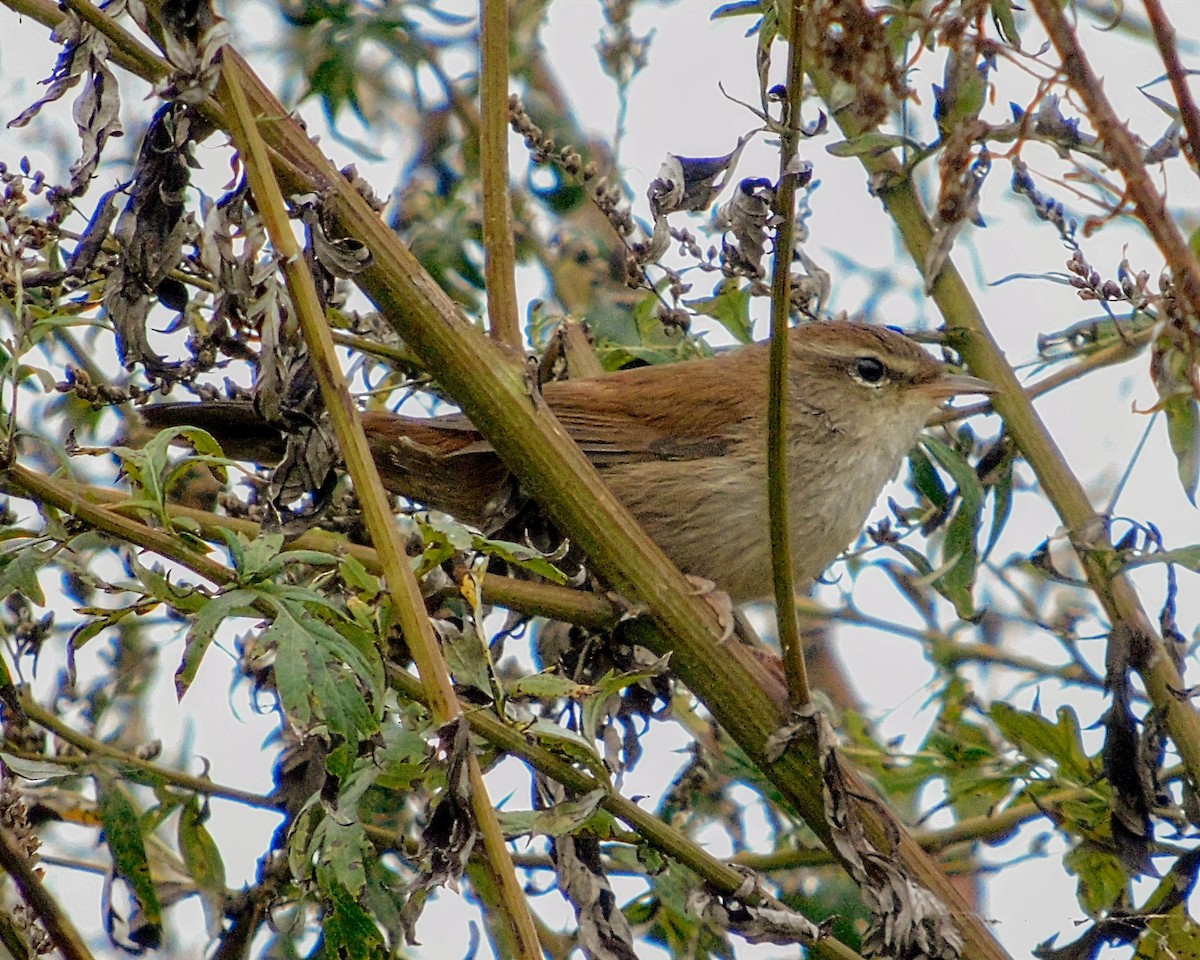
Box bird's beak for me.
[927,372,995,398]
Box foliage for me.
[0,1,1199,959]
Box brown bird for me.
[141,321,990,602]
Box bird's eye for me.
[853,356,888,385]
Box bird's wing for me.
[540,353,761,464]
[368,345,765,467]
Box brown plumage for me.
[141,321,989,601]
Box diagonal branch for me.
[1142,0,1200,173]
[1031,0,1200,312]
[216,57,543,959]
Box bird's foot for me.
[685,575,735,643]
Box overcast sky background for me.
[4,1,1200,957]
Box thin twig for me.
[14,699,275,808]
[768,0,812,710]
[1030,0,1200,313]
[1142,0,1200,172]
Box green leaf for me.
[991,703,1094,784]
[1162,394,1200,505]
[175,589,259,699]
[582,657,671,743]
[439,620,494,698]
[685,281,754,344]
[318,872,387,960]
[1151,329,1200,504]
[826,132,925,158]
[133,560,208,614]
[0,545,48,606]
[526,718,611,785]
[96,779,163,947]
[474,537,568,584]
[920,435,986,619]
[177,797,227,937]
[375,727,430,791]
[339,554,382,598]
[113,427,230,523]
[1123,544,1200,571]
[1064,844,1126,915]
[320,815,371,899]
[266,602,383,778]
[0,751,76,781]
[497,789,609,839]
[1139,910,1200,960]
[980,439,1017,562]
[508,671,590,701]
[908,445,949,508]
[990,0,1021,45]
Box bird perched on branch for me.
[141,321,990,601]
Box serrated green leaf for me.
[440,619,494,698]
[0,546,47,606]
[175,589,259,699]
[991,702,1094,783]
[133,560,208,613]
[320,815,371,898]
[375,727,430,791]
[319,871,386,960]
[266,603,381,766]
[229,532,285,580]
[339,554,381,597]
[421,512,474,551]
[273,620,314,727]
[474,537,568,584]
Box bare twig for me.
[1031,0,1200,313]
[1143,0,1200,172]
[768,0,812,710]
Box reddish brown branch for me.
[1143,0,1200,173]
[0,827,95,960]
[1031,0,1200,315]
